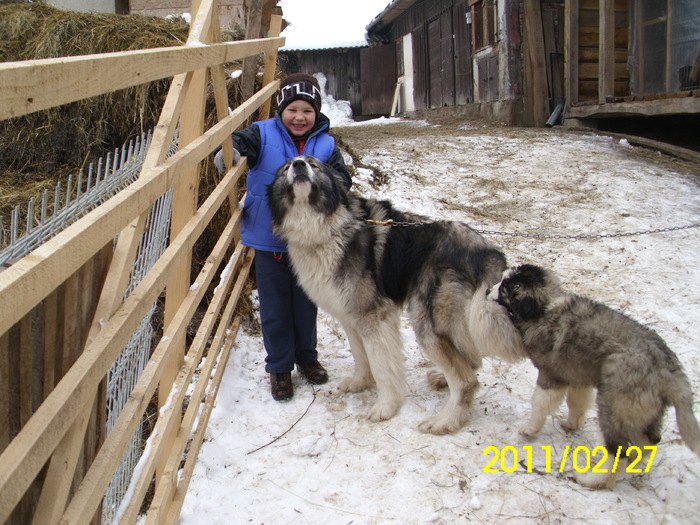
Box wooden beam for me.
[567,95,700,118]
[0,37,284,121]
[159,0,209,489]
[242,0,263,101]
[523,0,550,126]
[257,14,283,120]
[599,0,615,103]
[565,0,580,108]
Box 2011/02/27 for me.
[482,445,657,473]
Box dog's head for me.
[488,264,561,324]
[267,155,349,241]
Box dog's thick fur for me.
[483,263,700,488]
[267,156,526,434]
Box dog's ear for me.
[511,296,543,322]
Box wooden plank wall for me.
[576,0,629,102]
[280,48,363,116]
[0,245,112,523]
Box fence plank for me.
[0,38,284,121]
[0,330,9,449]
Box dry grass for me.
[0,4,253,220]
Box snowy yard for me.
[179,117,700,524]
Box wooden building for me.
[366,0,530,124]
[564,0,699,148]
[363,0,699,136]
[279,45,368,117]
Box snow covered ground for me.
[179,115,700,525]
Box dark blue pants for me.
[254,250,318,373]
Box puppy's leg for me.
[338,325,375,393]
[359,310,407,422]
[562,386,594,431]
[520,384,566,437]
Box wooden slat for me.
[0,330,9,450]
[163,255,253,525]
[579,62,628,80]
[565,0,580,108]
[160,0,210,488]
[523,0,549,126]
[258,14,283,120]
[599,0,616,103]
[131,239,250,525]
[0,80,277,338]
[0,37,284,121]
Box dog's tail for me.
[468,283,528,363]
[668,373,700,456]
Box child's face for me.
[280,100,316,137]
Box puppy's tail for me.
[669,374,700,456]
[468,283,528,363]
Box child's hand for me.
[214,148,240,174]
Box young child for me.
[215,73,352,401]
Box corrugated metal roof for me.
[365,0,418,42]
[280,40,368,52]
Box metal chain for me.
[364,219,700,240]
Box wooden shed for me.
[279,44,368,117]
[366,0,529,124]
[364,0,700,138]
[564,0,700,149]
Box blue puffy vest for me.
[241,116,336,251]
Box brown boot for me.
[270,372,293,401]
[297,361,328,385]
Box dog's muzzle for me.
[287,157,313,185]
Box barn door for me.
[440,11,455,106]
[454,1,474,104]
[427,19,443,108]
[360,44,397,115]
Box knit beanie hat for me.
[276,73,322,116]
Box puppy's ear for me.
[511,296,543,322]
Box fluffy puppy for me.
[486,264,700,488]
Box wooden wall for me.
[0,245,112,524]
[577,0,630,102]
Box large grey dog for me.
[267,156,526,434]
[476,263,700,488]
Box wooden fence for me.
[0,1,283,523]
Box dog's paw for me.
[338,376,372,393]
[417,412,468,435]
[575,469,618,490]
[367,400,400,422]
[560,415,584,432]
[518,423,542,437]
[426,369,448,390]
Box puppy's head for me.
[489,264,561,323]
[268,155,348,233]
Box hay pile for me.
[0,3,250,226]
